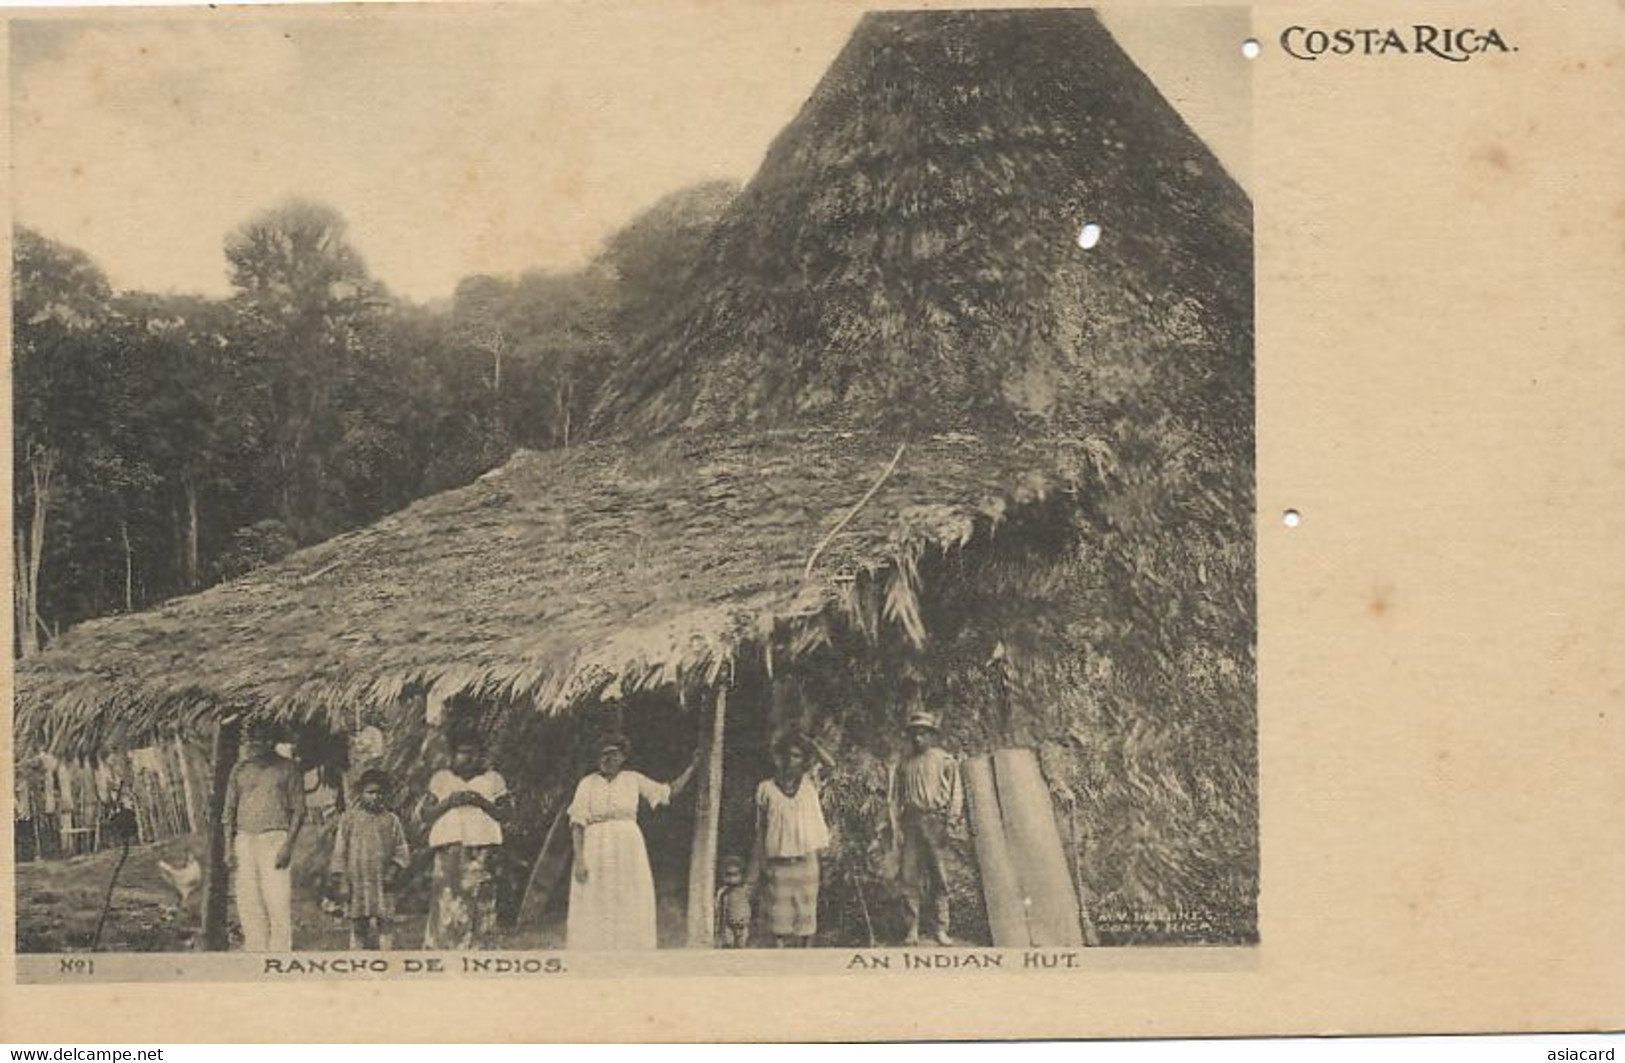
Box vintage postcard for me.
[2,0,1620,1044]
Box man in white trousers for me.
[222,719,306,951]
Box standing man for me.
[222,719,305,951]
[889,709,961,947]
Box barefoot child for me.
[328,768,411,950]
[715,854,754,948]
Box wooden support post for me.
[685,684,727,947]
[200,716,241,951]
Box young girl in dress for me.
[750,732,835,947]
[419,736,508,949]
[328,768,411,949]
[566,733,697,950]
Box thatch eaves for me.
[16,428,1090,757]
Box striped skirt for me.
[763,854,820,938]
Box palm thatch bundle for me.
[15,10,1254,940]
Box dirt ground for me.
[16,829,376,953]
[18,834,203,953]
[19,827,595,954]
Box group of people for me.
[223,720,511,952]
[222,708,964,952]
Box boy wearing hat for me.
[222,719,306,952]
[888,710,961,946]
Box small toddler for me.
[715,854,754,948]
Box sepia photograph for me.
[9,4,1254,972]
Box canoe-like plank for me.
[993,747,1083,946]
[962,753,1030,947]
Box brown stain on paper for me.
[1476,144,1513,173]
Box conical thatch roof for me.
[596,9,1249,440]
[15,10,1251,759]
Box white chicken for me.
[156,852,203,911]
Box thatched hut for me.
[15,10,1254,947]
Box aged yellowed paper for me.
[1,0,1621,1042]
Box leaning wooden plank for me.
[962,753,1030,947]
[993,747,1083,946]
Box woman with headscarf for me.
[567,733,697,950]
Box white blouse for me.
[756,773,831,859]
[568,770,670,828]
[426,769,507,848]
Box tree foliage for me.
[10,181,736,652]
[597,179,740,340]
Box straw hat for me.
[904,710,940,733]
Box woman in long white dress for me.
[567,733,696,950]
